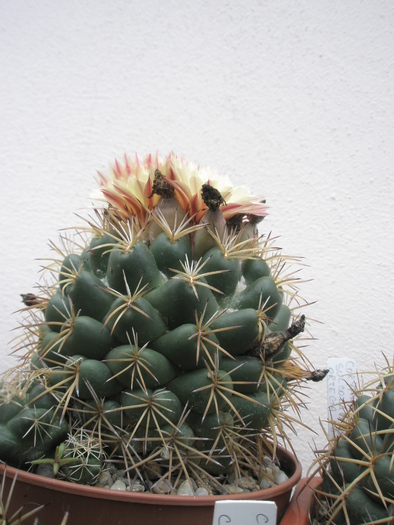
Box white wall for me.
[1,0,394,474]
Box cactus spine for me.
[310,355,394,525]
[0,153,326,493]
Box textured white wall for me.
[1,0,394,474]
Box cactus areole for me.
[309,357,394,525]
[0,153,327,497]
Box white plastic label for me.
[212,500,277,525]
[326,357,357,437]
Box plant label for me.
[326,357,357,438]
[212,500,277,525]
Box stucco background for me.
[1,0,393,474]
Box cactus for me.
[0,153,327,493]
[310,355,394,525]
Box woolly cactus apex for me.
[0,153,327,495]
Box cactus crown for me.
[310,354,394,525]
[0,153,326,494]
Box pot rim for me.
[279,477,322,525]
[0,445,301,507]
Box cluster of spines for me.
[0,168,324,493]
[310,356,394,525]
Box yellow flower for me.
[97,152,267,223]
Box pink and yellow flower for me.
[97,152,267,223]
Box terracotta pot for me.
[0,446,300,525]
[279,477,321,525]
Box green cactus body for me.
[314,361,394,525]
[59,253,90,288]
[232,276,283,320]
[329,439,363,483]
[77,359,123,400]
[7,407,53,439]
[0,406,69,466]
[210,308,262,356]
[219,356,262,394]
[152,423,197,463]
[382,422,394,453]
[163,422,195,445]
[241,258,271,285]
[0,397,24,424]
[145,277,219,329]
[268,304,292,363]
[203,451,233,475]
[258,373,288,399]
[167,368,234,415]
[188,410,236,475]
[39,330,68,366]
[341,486,389,525]
[200,246,241,302]
[0,425,22,464]
[188,410,235,442]
[363,455,394,499]
[1,153,324,493]
[150,232,192,278]
[231,390,273,429]
[61,453,103,485]
[105,344,178,389]
[47,354,86,390]
[74,398,123,432]
[61,316,114,360]
[151,323,221,371]
[104,295,167,345]
[349,418,383,459]
[60,431,105,484]
[66,271,114,321]
[27,383,57,410]
[268,304,291,332]
[375,386,394,431]
[45,293,71,331]
[354,394,376,423]
[120,388,183,428]
[88,231,118,277]
[107,240,164,294]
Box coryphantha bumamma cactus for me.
[309,354,394,525]
[0,153,327,495]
